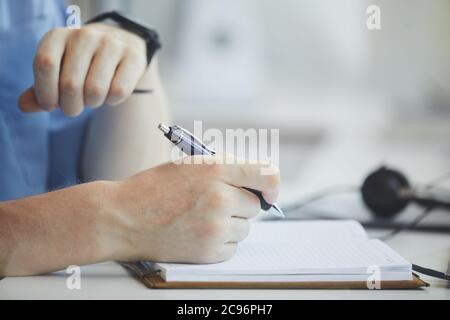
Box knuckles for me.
[100,34,116,46]
[108,83,131,103]
[84,82,107,103]
[34,53,56,73]
[100,34,124,53]
[45,27,65,38]
[71,27,98,42]
[59,78,81,95]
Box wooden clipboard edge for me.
[120,262,429,290]
[140,274,429,290]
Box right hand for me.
[109,155,280,264]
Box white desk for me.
[1,228,448,300]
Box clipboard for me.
[121,262,429,290]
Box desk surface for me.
[0,228,448,300]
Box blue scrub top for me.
[0,0,93,201]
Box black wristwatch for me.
[86,11,161,66]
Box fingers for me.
[210,219,247,263]
[59,29,99,116]
[33,28,69,111]
[227,217,250,243]
[105,50,146,106]
[223,162,280,204]
[18,25,149,116]
[221,184,261,219]
[205,243,237,263]
[18,87,41,113]
[84,39,123,108]
[220,243,238,261]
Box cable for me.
[424,171,450,190]
[412,264,450,281]
[281,170,450,236]
[377,206,434,241]
[282,185,359,215]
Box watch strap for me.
[86,11,161,66]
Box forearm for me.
[81,58,172,182]
[0,181,130,276]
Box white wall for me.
[72,0,450,121]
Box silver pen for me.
[158,124,285,218]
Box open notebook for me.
[122,220,427,289]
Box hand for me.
[110,156,280,263]
[18,23,148,116]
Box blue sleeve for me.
[48,109,94,190]
[0,0,97,199]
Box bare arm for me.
[0,181,123,276]
[0,158,279,277]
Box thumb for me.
[18,87,46,113]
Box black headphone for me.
[361,166,450,281]
[361,166,450,219]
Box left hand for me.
[18,23,148,116]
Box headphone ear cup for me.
[361,167,411,219]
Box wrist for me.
[136,57,160,89]
[96,178,164,262]
[92,180,137,262]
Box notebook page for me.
[156,220,410,277]
[242,220,368,244]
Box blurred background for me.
[74,0,450,226]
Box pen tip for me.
[272,204,285,219]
